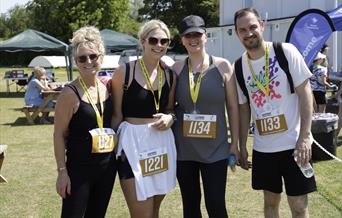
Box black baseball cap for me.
[178,15,206,36]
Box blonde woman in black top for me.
[54,26,117,217]
[111,20,177,218]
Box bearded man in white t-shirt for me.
[234,7,317,218]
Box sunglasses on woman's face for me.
[77,54,99,63]
[147,37,170,46]
[184,32,203,39]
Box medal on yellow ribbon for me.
[188,57,205,114]
[79,77,116,153]
[246,44,270,97]
[139,58,163,113]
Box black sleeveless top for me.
[122,61,171,118]
[66,84,114,165]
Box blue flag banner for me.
[328,4,342,31]
[286,9,335,67]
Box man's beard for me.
[242,35,263,51]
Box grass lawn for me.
[0,68,341,217]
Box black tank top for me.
[122,61,171,118]
[66,84,114,165]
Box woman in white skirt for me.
[111,20,177,218]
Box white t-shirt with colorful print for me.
[236,42,312,153]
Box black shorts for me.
[252,149,317,196]
[313,91,326,104]
[117,153,134,180]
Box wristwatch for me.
[168,112,177,121]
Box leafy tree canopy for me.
[138,0,219,52]
[27,0,131,43]
[0,6,32,39]
[0,0,219,53]
[139,0,219,29]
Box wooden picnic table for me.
[22,90,61,125]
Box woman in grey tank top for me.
[172,15,240,218]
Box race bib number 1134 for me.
[183,114,216,138]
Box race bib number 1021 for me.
[89,128,116,153]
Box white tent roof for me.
[29,55,120,69]
[161,55,175,67]
[28,56,67,68]
[27,54,180,70]
[101,55,120,69]
[117,55,175,67]
[73,55,120,69]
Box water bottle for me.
[228,154,237,166]
[294,157,314,178]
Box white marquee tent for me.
[29,55,121,69]
[28,56,67,68]
[101,55,120,69]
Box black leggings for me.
[61,158,118,218]
[177,159,228,218]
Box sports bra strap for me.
[209,55,213,65]
[159,62,173,88]
[125,60,173,90]
[66,84,81,100]
[133,60,137,77]
[124,62,130,90]
[169,69,173,87]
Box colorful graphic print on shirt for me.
[245,56,282,108]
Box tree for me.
[0,6,31,39]
[138,0,219,53]
[138,0,219,28]
[0,15,8,39]
[27,0,131,43]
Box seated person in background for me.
[310,52,336,113]
[24,66,53,124]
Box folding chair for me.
[16,79,28,92]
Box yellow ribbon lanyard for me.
[247,45,270,96]
[188,58,205,105]
[79,77,104,128]
[139,58,163,113]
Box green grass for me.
[0,68,341,217]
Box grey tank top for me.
[173,56,230,163]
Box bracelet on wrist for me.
[57,167,67,172]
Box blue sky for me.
[0,0,30,14]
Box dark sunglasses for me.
[77,54,99,63]
[147,37,170,46]
[184,32,203,39]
